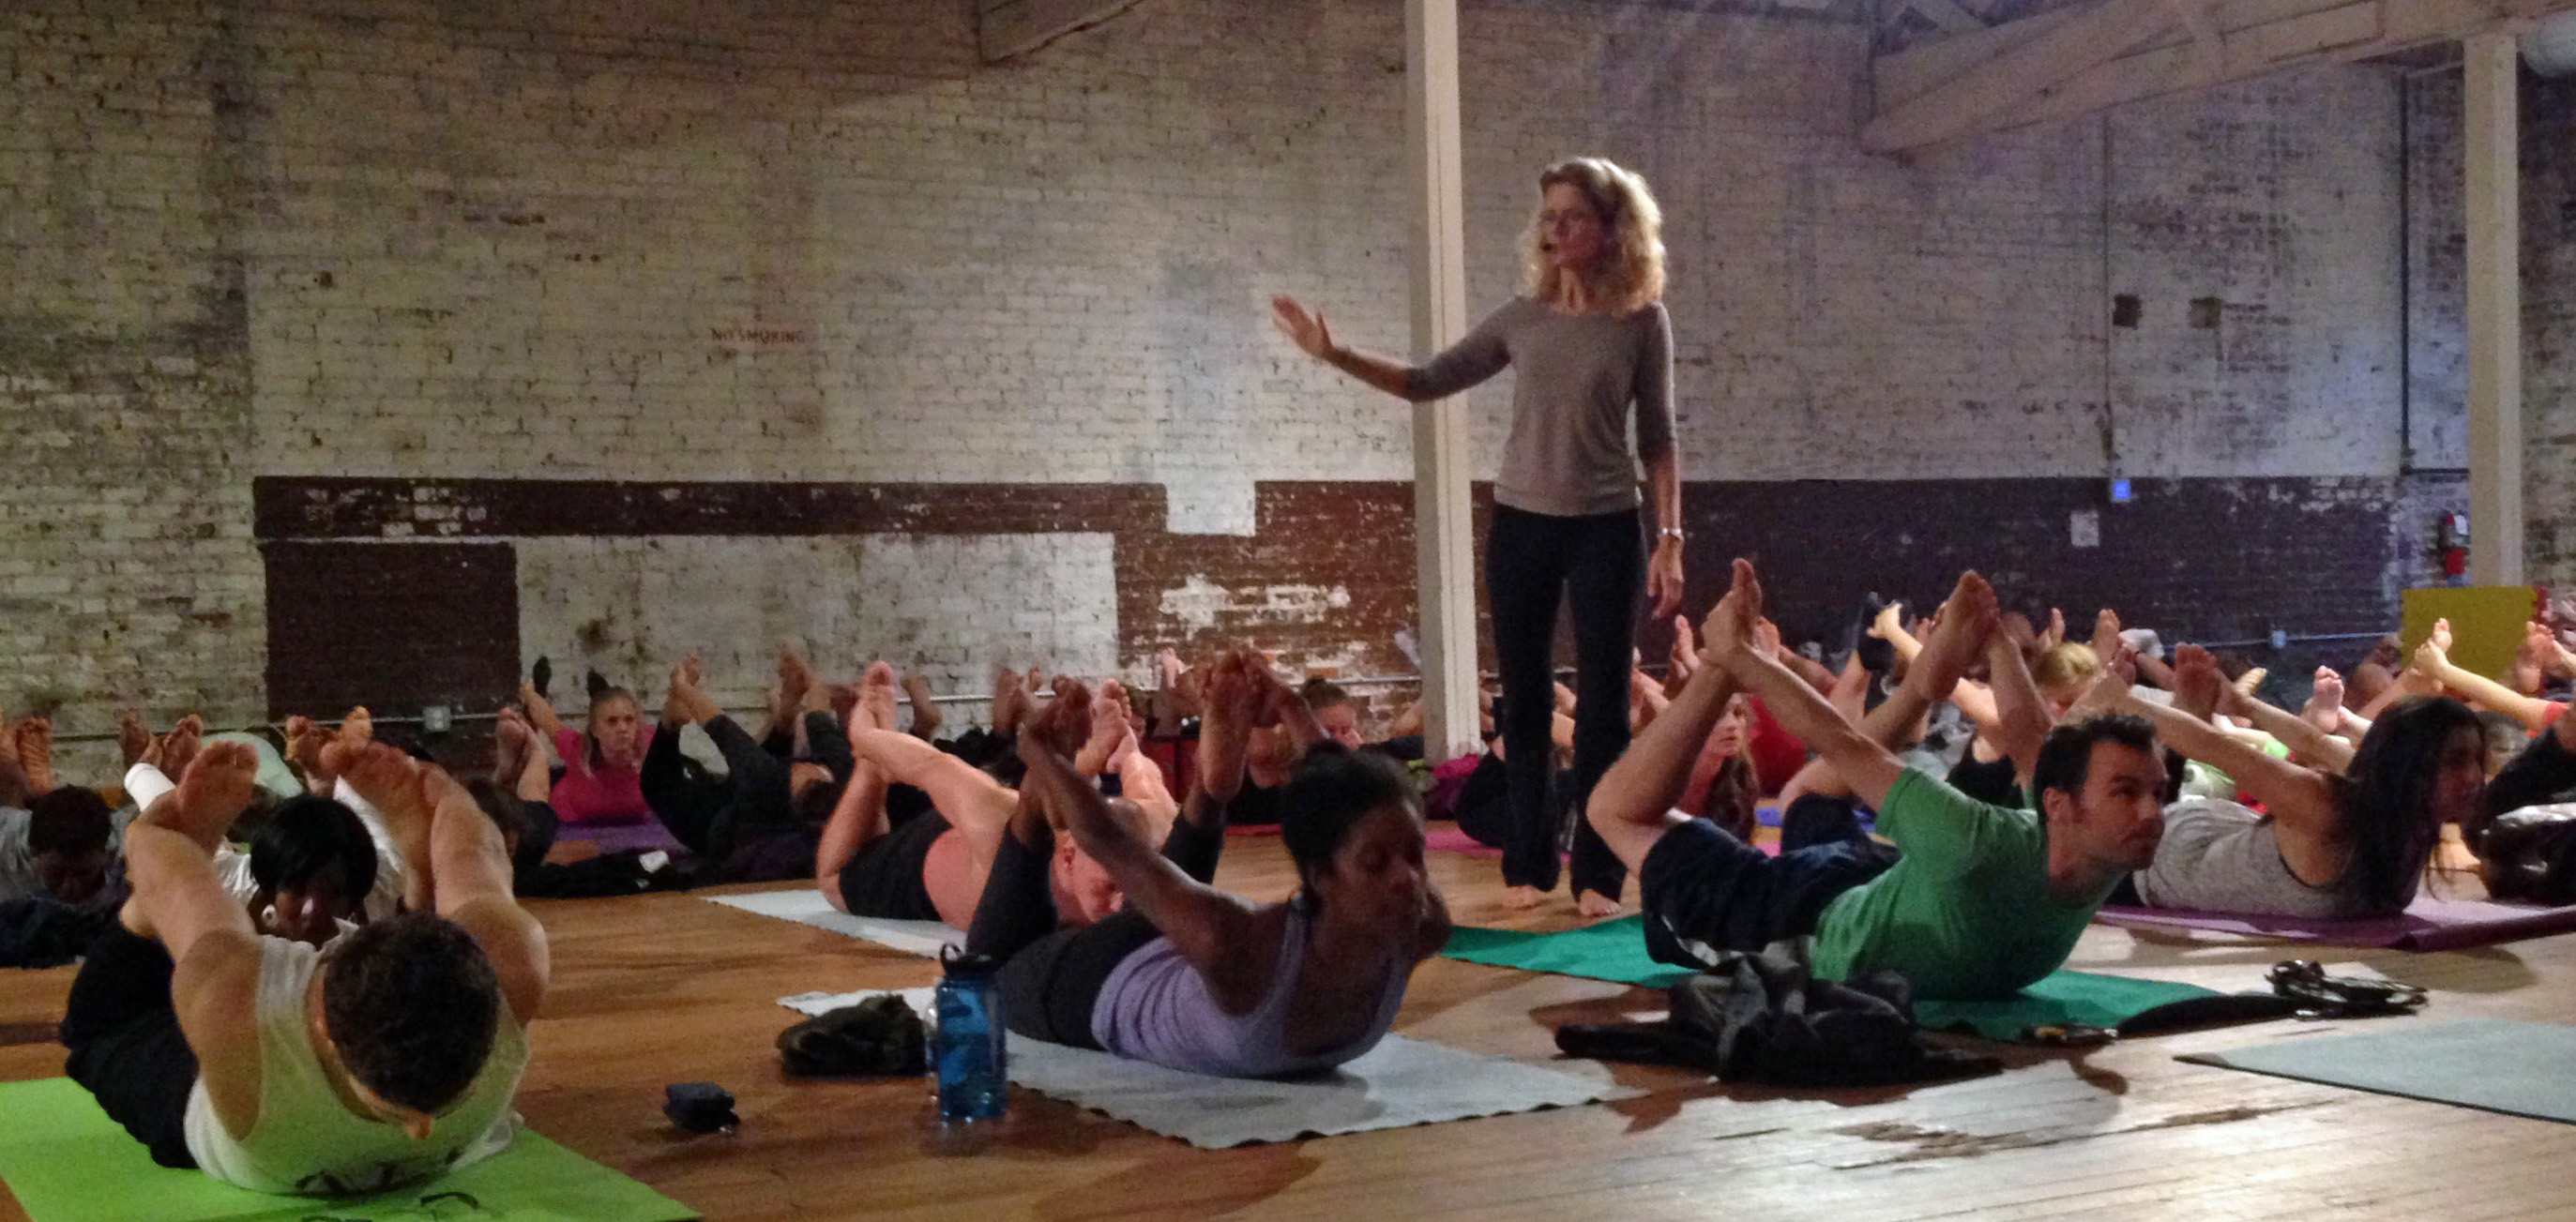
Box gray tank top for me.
[2134,797,2396,919]
[1088,903,1410,1079]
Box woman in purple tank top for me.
[964,648,1454,1079]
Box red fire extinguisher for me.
[2437,511,2470,578]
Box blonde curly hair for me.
[1521,157,1666,316]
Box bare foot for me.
[330,741,434,831]
[12,718,53,795]
[492,707,534,783]
[160,715,205,782]
[859,662,902,733]
[829,682,862,729]
[902,671,943,739]
[1575,890,1622,918]
[1024,677,1094,761]
[165,742,261,848]
[280,716,320,785]
[664,659,697,725]
[2303,669,2346,734]
[335,706,373,751]
[1074,679,1130,776]
[2513,622,2556,695]
[118,710,153,769]
[1501,884,1547,911]
[777,648,813,706]
[2173,646,2225,722]
[992,666,1030,735]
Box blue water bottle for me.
[934,947,1008,1122]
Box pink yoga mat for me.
[2097,895,2576,951]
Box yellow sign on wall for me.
[2400,586,2547,681]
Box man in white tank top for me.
[63,740,549,1196]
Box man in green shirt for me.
[1589,561,2167,1000]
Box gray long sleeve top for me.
[1401,296,1674,518]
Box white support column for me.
[2464,30,2524,586]
[1406,0,1479,762]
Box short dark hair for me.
[1300,677,1352,711]
[1280,744,1417,881]
[321,913,503,1113]
[2030,715,2158,804]
[250,795,379,900]
[28,788,114,857]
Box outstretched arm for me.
[1020,710,1266,1014]
[335,745,547,1024]
[125,745,267,1141]
[2076,672,2338,843]
[1588,636,1741,877]
[1273,294,1510,402]
[1984,627,2055,791]
[520,681,568,737]
[1711,563,1998,813]
[2416,634,2561,733]
[2219,680,2356,774]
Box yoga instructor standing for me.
[1272,157,1681,915]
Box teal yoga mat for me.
[2182,1018,2576,1124]
[0,1078,697,1222]
[1443,916,2220,1042]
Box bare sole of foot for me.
[902,672,943,739]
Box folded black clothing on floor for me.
[1554,951,2000,1087]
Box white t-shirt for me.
[181,935,528,1195]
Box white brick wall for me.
[0,0,2486,762]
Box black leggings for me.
[966,811,1227,1049]
[1487,504,1644,898]
[60,924,199,1169]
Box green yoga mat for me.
[2182,1018,2576,1124]
[0,1078,697,1222]
[1443,916,2219,1042]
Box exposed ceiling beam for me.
[1868,0,2576,153]
[1862,0,2180,151]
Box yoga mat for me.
[780,988,1627,1148]
[553,821,687,856]
[1442,916,2231,1043]
[1424,826,1501,858]
[1911,973,2217,1041]
[0,1078,695,1222]
[2183,1018,2576,1125]
[1443,916,1688,988]
[704,888,962,958]
[2096,894,2576,951]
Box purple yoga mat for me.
[2097,894,2576,951]
[554,820,687,855]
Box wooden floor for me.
[9,837,2576,1221]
